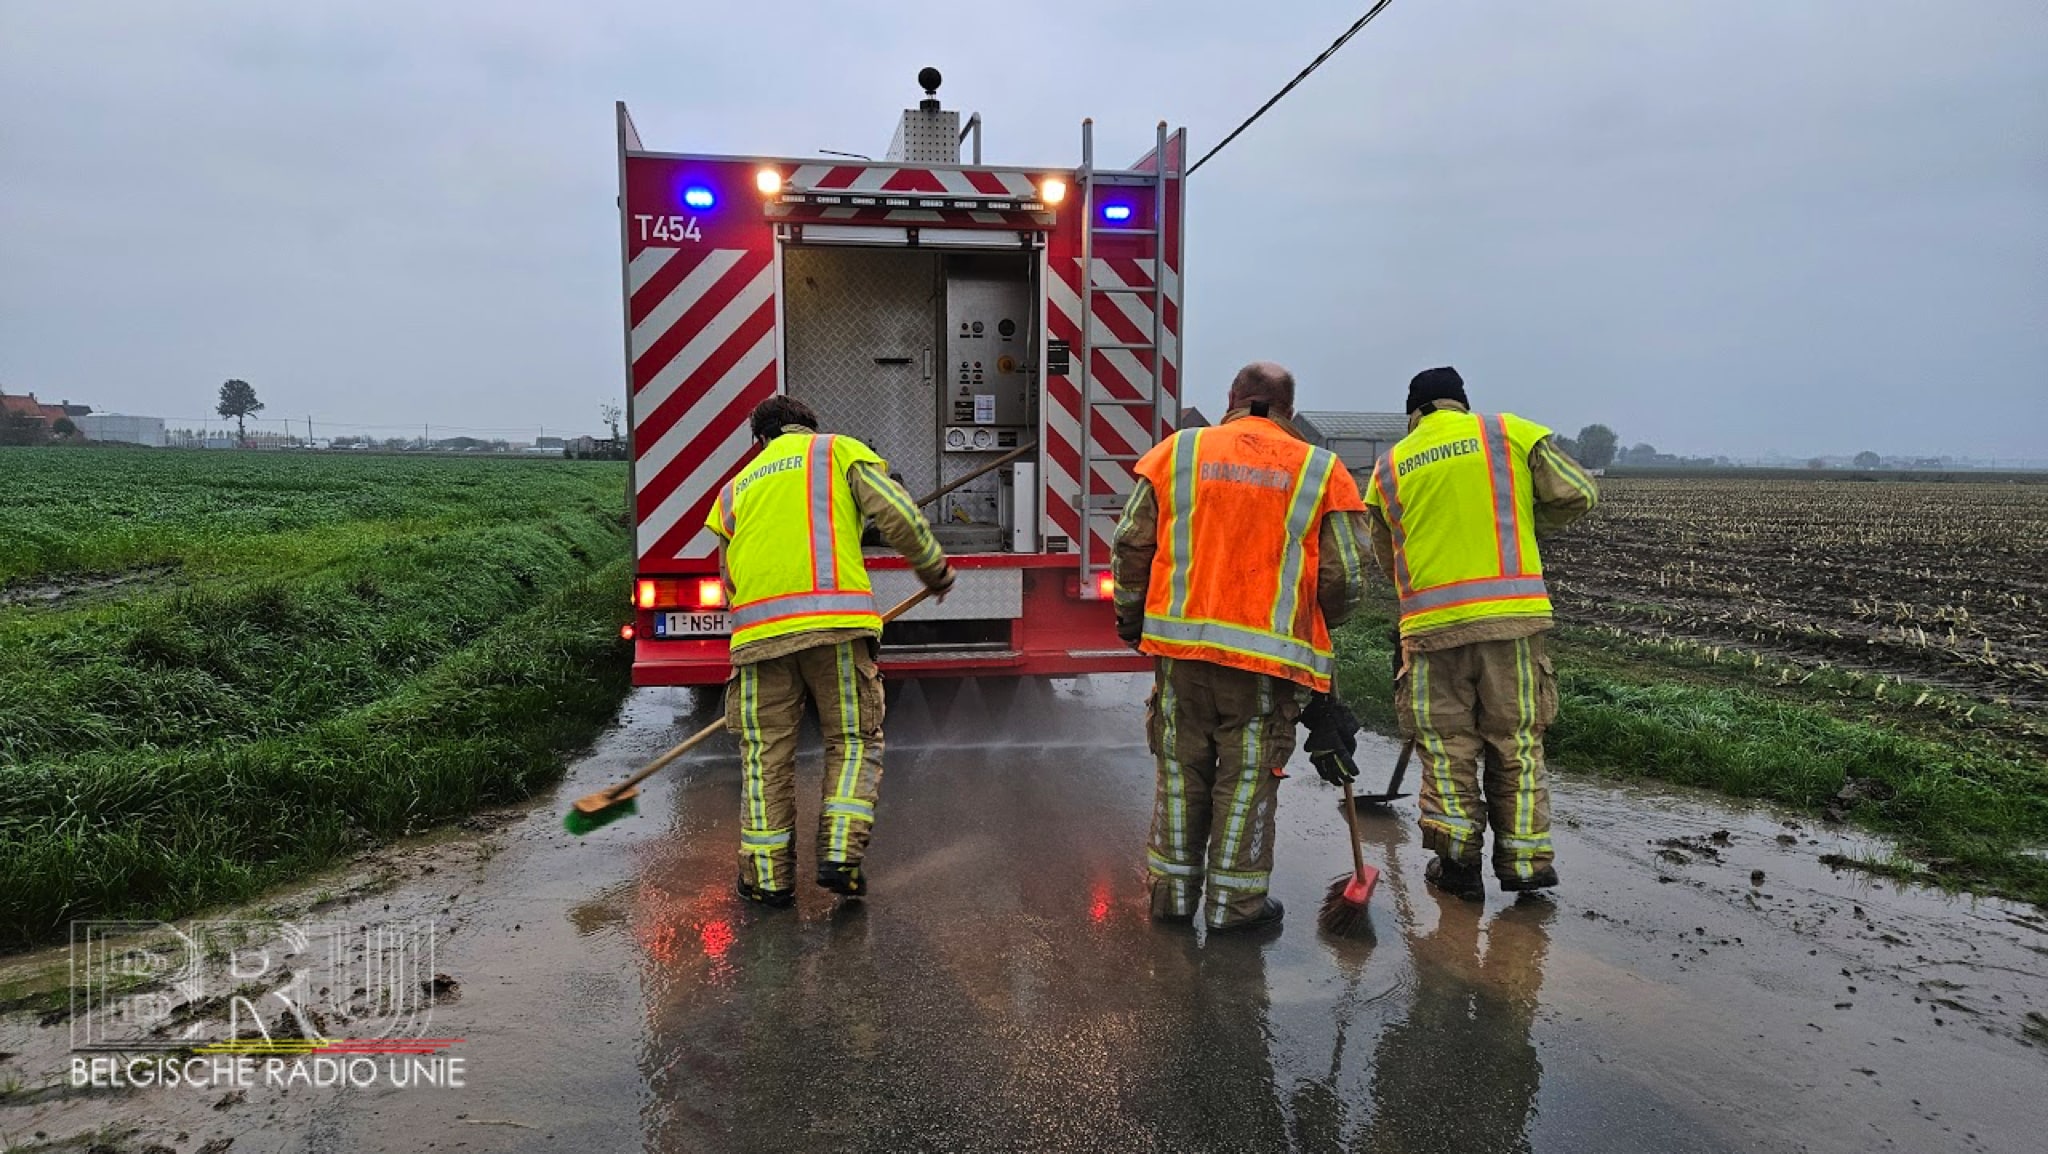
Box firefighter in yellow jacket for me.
[1364,367,1599,900]
[1113,363,1370,932]
[707,396,954,907]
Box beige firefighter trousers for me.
[1394,634,1561,880]
[724,638,885,892]
[1145,656,1306,928]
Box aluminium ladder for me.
[1076,120,1172,587]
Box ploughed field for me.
[0,448,632,947]
[1542,475,2048,708]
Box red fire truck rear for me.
[617,69,1187,687]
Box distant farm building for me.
[1,390,103,443]
[1296,411,1408,478]
[74,413,167,447]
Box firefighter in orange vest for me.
[1112,363,1370,932]
[707,396,955,907]
[1364,367,1599,900]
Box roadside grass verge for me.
[1332,601,2048,907]
[0,452,636,948]
[0,558,632,947]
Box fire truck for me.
[618,69,1187,688]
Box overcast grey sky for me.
[3,2,2043,457]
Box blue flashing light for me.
[1102,204,1134,223]
[682,186,716,210]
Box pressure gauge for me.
[971,428,995,450]
[946,428,968,450]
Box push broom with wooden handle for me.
[564,585,934,835]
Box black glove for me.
[1299,691,1361,786]
[1116,615,1143,649]
[923,564,958,600]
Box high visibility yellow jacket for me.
[1120,414,1368,691]
[1365,408,1595,640]
[708,431,892,651]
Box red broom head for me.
[1343,864,1380,905]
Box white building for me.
[74,413,167,447]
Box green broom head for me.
[564,796,639,837]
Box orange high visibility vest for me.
[1367,410,1554,636]
[1132,417,1366,691]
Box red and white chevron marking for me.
[1043,254,1182,559]
[629,245,778,567]
[784,164,1041,199]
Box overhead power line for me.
[1187,0,1398,176]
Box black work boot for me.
[736,876,795,908]
[817,861,867,897]
[1499,865,1560,893]
[1425,855,1487,902]
[1210,898,1285,935]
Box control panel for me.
[942,269,1033,445]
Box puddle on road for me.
[3,680,2044,1153]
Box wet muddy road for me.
[5,676,2047,1153]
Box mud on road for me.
[3,677,2045,1153]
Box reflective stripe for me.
[1146,849,1202,878]
[1412,653,1478,837]
[1166,430,1201,617]
[823,795,874,821]
[1512,636,1537,875]
[731,590,878,630]
[1208,868,1271,890]
[1328,508,1364,619]
[740,666,765,832]
[1480,415,1524,575]
[1537,438,1599,509]
[1216,677,1267,871]
[1398,574,1549,617]
[1158,657,1190,917]
[807,435,838,591]
[828,642,864,860]
[851,461,943,572]
[715,484,737,538]
[1268,449,1335,636]
[1142,615,1335,680]
[740,827,793,849]
[1112,481,1152,614]
[1373,453,1413,595]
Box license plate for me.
[653,611,730,638]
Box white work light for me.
[755,168,783,195]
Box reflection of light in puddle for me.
[1089,882,1111,924]
[700,919,734,959]
[641,922,679,965]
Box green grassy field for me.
[0,448,633,948]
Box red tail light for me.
[634,577,724,612]
[1096,571,1115,600]
[619,624,636,640]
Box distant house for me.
[1,390,89,442]
[1295,411,1408,478]
[1179,407,1211,429]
